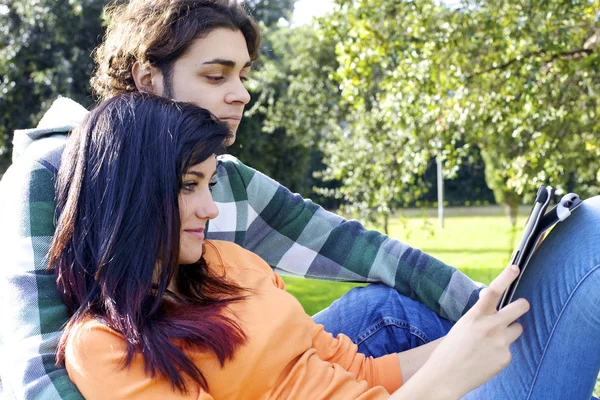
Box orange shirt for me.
[65,240,402,399]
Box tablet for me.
[497,185,583,310]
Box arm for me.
[310,323,403,394]
[264,268,403,393]
[391,267,530,399]
[209,155,482,322]
[396,337,443,383]
[312,324,442,392]
[0,137,83,399]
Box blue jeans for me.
[313,196,600,399]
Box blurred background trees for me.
[0,0,109,171]
[1,0,598,229]
[311,0,599,228]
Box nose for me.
[225,78,251,105]
[195,192,219,221]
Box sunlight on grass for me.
[386,213,527,283]
[282,278,365,317]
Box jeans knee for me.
[569,195,600,227]
[540,195,600,260]
[345,283,402,314]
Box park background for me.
[1,0,599,395]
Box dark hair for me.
[91,0,261,100]
[49,92,245,393]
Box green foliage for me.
[449,0,600,202]
[315,0,600,225]
[481,149,523,225]
[316,0,452,230]
[244,0,295,27]
[417,146,496,208]
[230,22,342,201]
[0,0,109,170]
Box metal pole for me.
[437,156,444,229]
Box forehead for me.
[185,156,217,175]
[178,28,251,67]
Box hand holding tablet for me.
[497,185,583,310]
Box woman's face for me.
[153,28,252,145]
[178,156,219,264]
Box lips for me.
[219,116,242,123]
[184,228,205,240]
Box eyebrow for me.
[185,171,218,179]
[202,58,253,69]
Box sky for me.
[291,0,335,26]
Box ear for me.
[132,61,163,95]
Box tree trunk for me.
[383,214,389,236]
[506,203,518,227]
[480,149,523,227]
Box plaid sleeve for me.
[0,135,83,399]
[208,156,482,322]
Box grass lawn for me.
[282,207,600,396]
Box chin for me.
[179,257,202,265]
[225,133,236,147]
[179,251,204,265]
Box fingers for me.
[476,265,520,314]
[504,322,524,344]
[496,298,530,326]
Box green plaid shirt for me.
[0,98,481,399]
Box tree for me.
[317,0,599,225]
[244,0,296,27]
[316,0,457,230]
[230,21,342,201]
[228,1,326,197]
[0,0,109,174]
[448,0,600,221]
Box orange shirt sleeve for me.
[269,268,402,393]
[310,323,403,394]
[65,321,214,400]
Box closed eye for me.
[206,76,225,82]
[181,181,198,192]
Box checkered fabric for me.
[0,98,482,399]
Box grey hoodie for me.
[11,96,89,162]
